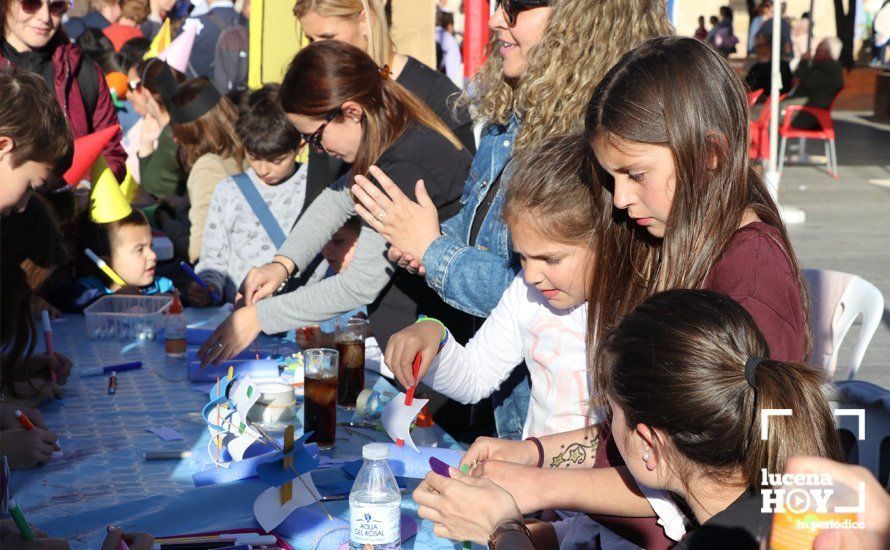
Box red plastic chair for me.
[749,93,786,160]
[747,89,764,107]
[778,92,842,178]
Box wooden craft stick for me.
[281,426,294,505]
[215,377,222,465]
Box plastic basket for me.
[84,295,173,340]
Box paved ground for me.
[775,112,890,388]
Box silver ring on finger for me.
[375,209,386,222]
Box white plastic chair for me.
[834,380,890,489]
[804,268,885,380]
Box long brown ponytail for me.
[595,289,841,488]
[279,40,462,179]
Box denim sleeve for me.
[422,234,517,318]
[439,202,467,237]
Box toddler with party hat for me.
[59,155,174,311]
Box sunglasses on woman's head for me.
[300,110,339,154]
[19,0,70,16]
[495,0,550,26]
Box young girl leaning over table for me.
[385,133,682,548]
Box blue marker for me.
[80,361,142,377]
[179,261,222,303]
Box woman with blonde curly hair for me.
[352,0,671,309]
[349,0,672,435]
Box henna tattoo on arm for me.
[548,433,598,468]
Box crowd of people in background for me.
[698,0,889,69]
[1,0,889,548]
[694,1,847,132]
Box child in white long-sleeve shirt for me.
[190,84,307,306]
[386,134,686,549]
[386,133,599,438]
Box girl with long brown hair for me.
[415,290,841,549]
[199,40,473,369]
[386,133,608,547]
[585,36,808,363]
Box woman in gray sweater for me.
[199,41,473,366]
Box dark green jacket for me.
[139,125,185,199]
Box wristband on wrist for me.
[488,519,531,549]
[271,260,293,293]
[416,315,449,350]
[525,436,544,468]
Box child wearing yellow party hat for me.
[59,156,173,311]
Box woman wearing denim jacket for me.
[351,0,672,439]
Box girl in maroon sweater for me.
[420,37,812,549]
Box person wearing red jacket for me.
[1,0,126,181]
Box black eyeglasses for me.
[127,79,143,92]
[300,110,339,154]
[20,0,70,17]
[495,0,550,26]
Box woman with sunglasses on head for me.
[1,0,127,182]
[291,0,475,192]
[123,59,186,200]
[199,40,474,370]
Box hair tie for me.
[742,355,767,457]
[744,356,765,388]
[378,65,392,80]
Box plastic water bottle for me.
[349,443,401,549]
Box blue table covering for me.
[10,308,469,548]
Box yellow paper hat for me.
[119,167,138,203]
[90,156,133,223]
[143,18,172,60]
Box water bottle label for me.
[350,503,400,544]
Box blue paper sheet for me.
[256,433,318,487]
[12,312,464,549]
[189,359,279,383]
